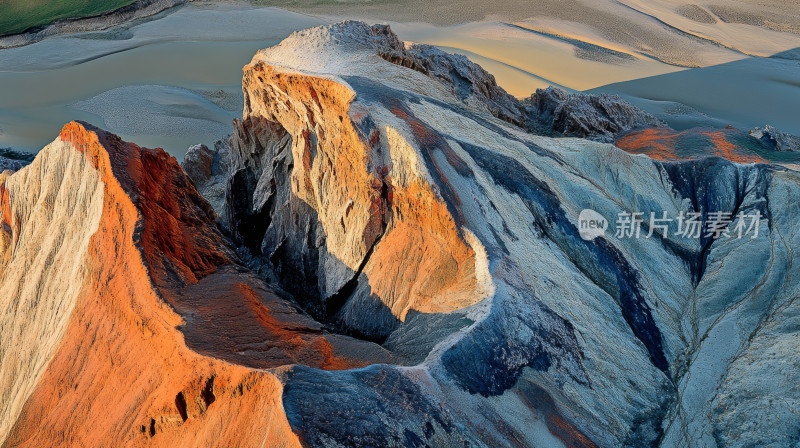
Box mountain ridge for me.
[1,21,799,448]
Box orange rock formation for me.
[0,122,390,447]
[241,62,491,323]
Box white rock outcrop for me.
[0,138,105,442]
[222,21,800,447]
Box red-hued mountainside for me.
[2,21,800,448]
[0,121,391,447]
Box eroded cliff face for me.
[0,136,105,441]
[0,121,392,447]
[226,52,492,341]
[221,22,800,448]
[525,86,667,142]
[3,21,800,448]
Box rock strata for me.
[0,121,393,447]
[2,21,800,448]
[221,21,800,447]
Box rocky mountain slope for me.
[1,21,799,448]
[182,139,232,213]
[750,125,800,152]
[220,22,800,447]
[0,158,23,173]
[0,148,33,172]
[0,121,393,447]
[525,86,666,142]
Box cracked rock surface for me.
[221,21,800,447]
[1,21,799,448]
[525,86,667,142]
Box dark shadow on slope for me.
[223,114,475,364]
[655,158,773,285]
[457,140,669,375]
[282,365,467,447]
[342,75,603,390]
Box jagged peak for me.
[251,21,528,127]
[55,121,231,284]
[251,21,671,139]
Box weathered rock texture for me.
[398,42,529,127]
[2,21,800,448]
[0,158,22,173]
[181,138,232,213]
[525,86,667,142]
[0,121,393,447]
[750,124,800,152]
[221,21,800,447]
[0,148,33,173]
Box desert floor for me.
[0,0,798,156]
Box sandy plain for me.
[0,0,797,156]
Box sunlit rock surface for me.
[0,121,393,447]
[1,20,799,448]
[222,21,800,447]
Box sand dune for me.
[391,21,685,95]
[591,51,800,135]
[0,0,798,155]
[269,0,800,65]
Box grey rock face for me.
[181,138,232,213]
[182,144,215,183]
[221,21,800,448]
[281,365,485,447]
[401,43,529,127]
[292,21,661,143]
[0,148,34,173]
[223,116,329,310]
[0,157,24,173]
[307,21,529,127]
[750,124,800,151]
[525,86,667,142]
